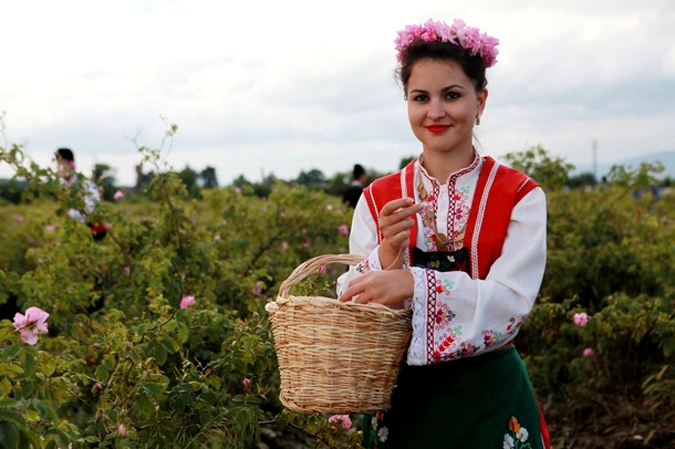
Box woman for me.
[338,19,550,448]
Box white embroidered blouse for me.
[337,154,547,366]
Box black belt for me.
[411,247,469,273]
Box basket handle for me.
[277,253,365,299]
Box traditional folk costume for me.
[62,175,107,240]
[338,153,551,448]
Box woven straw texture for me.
[265,254,412,414]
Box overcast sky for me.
[1,0,674,186]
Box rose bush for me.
[1,136,674,448]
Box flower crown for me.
[395,19,499,68]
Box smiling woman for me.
[337,18,551,448]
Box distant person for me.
[342,164,367,208]
[54,148,107,240]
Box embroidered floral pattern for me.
[482,329,504,348]
[356,258,370,274]
[503,416,532,449]
[366,412,389,448]
[416,168,473,252]
[434,302,457,329]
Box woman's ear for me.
[477,88,488,115]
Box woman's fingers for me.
[338,271,414,306]
[379,198,421,246]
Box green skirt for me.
[363,346,547,448]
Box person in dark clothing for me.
[343,164,367,208]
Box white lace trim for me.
[470,161,499,279]
[407,266,430,365]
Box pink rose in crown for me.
[12,307,50,345]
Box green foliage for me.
[517,156,675,440]
[2,130,675,447]
[0,128,357,448]
[503,145,574,191]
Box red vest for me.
[363,156,538,280]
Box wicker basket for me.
[265,254,412,414]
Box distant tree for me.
[399,156,416,169]
[178,166,201,198]
[199,166,218,189]
[0,179,26,204]
[295,169,326,190]
[566,172,597,190]
[503,145,574,191]
[325,171,351,197]
[92,163,117,201]
[232,174,253,190]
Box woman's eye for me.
[412,94,428,102]
[445,92,460,100]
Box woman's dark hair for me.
[397,40,488,94]
[56,147,75,162]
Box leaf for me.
[17,352,35,379]
[143,382,166,396]
[177,322,189,344]
[0,421,19,449]
[153,344,167,365]
[136,394,155,418]
[1,345,22,363]
[0,409,27,429]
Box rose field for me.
[1,140,675,448]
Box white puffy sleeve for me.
[336,196,383,296]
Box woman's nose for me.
[427,99,445,120]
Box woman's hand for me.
[378,198,421,269]
[338,269,414,307]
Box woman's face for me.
[406,58,487,157]
[55,156,73,180]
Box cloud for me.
[1,0,674,186]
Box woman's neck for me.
[421,147,476,182]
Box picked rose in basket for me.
[265,254,413,414]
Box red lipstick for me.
[427,124,451,133]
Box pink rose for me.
[338,224,349,236]
[118,424,126,436]
[328,414,352,430]
[252,281,264,296]
[242,377,251,393]
[281,241,289,251]
[45,224,56,233]
[214,233,221,241]
[326,204,334,211]
[123,266,131,276]
[113,190,124,200]
[583,347,594,357]
[180,295,195,309]
[573,312,589,327]
[12,307,49,345]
